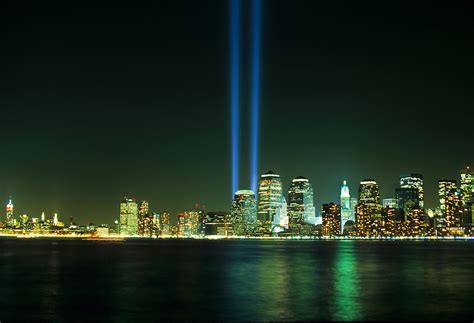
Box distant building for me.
[340,180,354,232]
[257,171,283,234]
[160,212,171,236]
[321,203,341,236]
[400,174,424,209]
[358,179,381,205]
[5,198,13,227]
[438,180,462,228]
[96,226,110,236]
[177,211,199,237]
[460,167,474,227]
[204,211,230,236]
[288,176,315,233]
[274,196,288,229]
[231,190,257,236]
[119,197,138,236]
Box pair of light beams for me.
[230,0,262,196]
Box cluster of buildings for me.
[1,167,473,239]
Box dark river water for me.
[0,238,472,321]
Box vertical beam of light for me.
[250,0,262,194]
[230,0,241,197]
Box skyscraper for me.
[274,196,288,229]
[5,198,13,226]
[438,180,461,228]
[321,203,341,236]
[231,190,257,236]
[287,176,315,232]
[460,167,474,226]
[257,171,283,234]
[340,180,354,232]
[119,197,138,236]
[358,179,381,205]
[400,174,424,209]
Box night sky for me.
[2,0,473,224]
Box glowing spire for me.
[41,211,45,222]
[53,213,58,225]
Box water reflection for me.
[332,241,361,320]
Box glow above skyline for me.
[250,0,262,194]
[230,0,241,197]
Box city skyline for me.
[2,0,474,224]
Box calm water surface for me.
[0,239,472,321]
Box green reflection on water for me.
[333,241,361,320]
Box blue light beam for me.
[250,0,262,194]
[230,0,241,197]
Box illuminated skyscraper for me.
[438,180,461,228]
[5,198,13,225]
[231,190,257,236]
[287,176,315,233]
[400,174,424,209]
[358,179,380,205]
[321,203,341,236]
[460,167,474,226]
[119,197,138,236]
[274,196,288,229]
[340,180,353,232]
[138,200,149,217]
[177,211,200,237]
[159,211,171,236]
[257,171,283,234]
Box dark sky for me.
[1,0,473,224]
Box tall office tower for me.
[321,203,341,236]
[138,201,149,217]
[231,190,257,236]
[194,204,207,236]
[119,197,138,236]
[355,204,375,237]
[381,206,397,236]
[41,211,45,222]
[340,180,354,232]
[257,171,283,234]
[274,196,288,229]
[438,180,462,228]
[358,179,381,205]
[177,211,200,237]
[406,208,427,236]
[460,167,474,226]
[5,198,13,225]
[53,213,59,226]
[400,174,424,209]
[287,176,315,232]
[159,211,171,236]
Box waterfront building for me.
[438,180,462,228]
[257,171,283,234]
[177,211,200,237]
[119,197,138,236]
[406,208,427,236]
[460,167,474,227]
[231,190,257,236]
[400,174,424,209]
[159,212,171,236]
[138,200,149,217]
[321,203,341,236]
[355,203,380,236]
[381,206,397,236]
[5,198,13,227]
[340,180,354,232]
[287,176,315,233]
[204,211,231,236]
